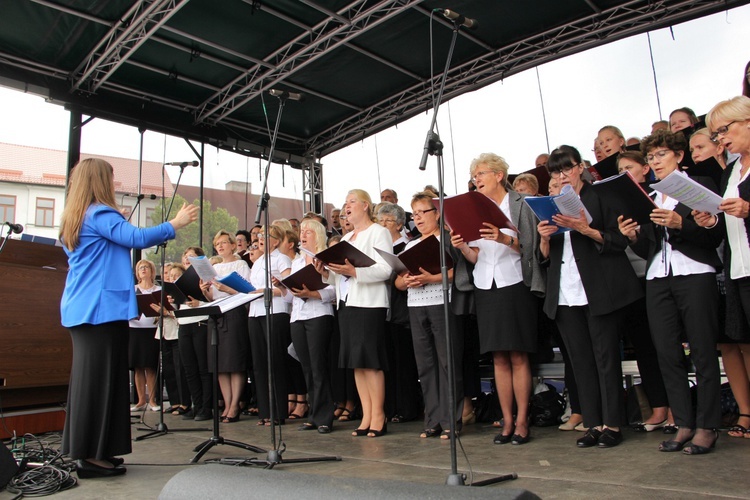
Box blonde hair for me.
[348,189,376,222]
[598,125,625,141]
[135,259,156,283]
[512,173,539,194]
[271,218,294,233]
[300,219,328,253]
[706,96,750,132]
[59,158,119,250]
[469,153,510,189]
[212,230,236,247]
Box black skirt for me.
[474,281,538,353]
[210,306,249,373]
[128,327,159,369]
[338,303,389,370]
[63,321,132,460]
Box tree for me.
[146,195,238,264]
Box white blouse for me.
[725,163,750,280]
[468,194,522,290]
[283,255,336,322]
[248,249,292,317]
[646,189,715,280]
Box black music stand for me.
[174,294,267,462]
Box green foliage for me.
[146,195,238,264]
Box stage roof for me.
[0,0,746,167]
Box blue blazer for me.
[60,204,176,328]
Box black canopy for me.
[0,0,745,166]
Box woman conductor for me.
[59,158,198,478]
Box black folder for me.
[136,290,174,317]
[171,265,208,303]
[314,240,376,268]
[281,263,328,291]
[591,172,657,225]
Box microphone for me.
[124,194,157,200]
[165,161,200,167]
[4,222,23,234]
[441,9,478,30]
[269,89,305,101]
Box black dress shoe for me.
[576,428,603,448]
[493,433,513,445]
[318,425,332,434]
[597,429,623,448]
[194,411,213,421]
[181,409,196,420]
[683,430,718,455]
[511,433,531,445]
[106,457,124,467]
[75,459,126,479]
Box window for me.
[0,195,15,223]
[35,197,55,227]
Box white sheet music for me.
[650,171,723,214]
[187,255,218,282]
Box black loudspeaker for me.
[159,465,540,500]
[0,440,19,488]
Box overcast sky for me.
[1,5,748,217]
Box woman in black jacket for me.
[619,129,723,454]
[537,145,643,449]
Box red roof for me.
[0,142,173,196]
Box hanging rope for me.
[647,32,663,121]
[245,156,250,229]
[374,135,382,195]
[447,101,458,194]
[535,67,550,153]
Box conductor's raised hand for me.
[169,203,200,230]
[328,258,355,278]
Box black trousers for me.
[178,321,211,415]
[384,321,421,421]
[62,321,132,460]
[248,313,290,420]
[291,316,335,427]
[410,304,464,430]
[328,310,358,405]
[162,338,191,407]
[555,306,624,428]
[621,289,669,409]
[646,273,721,429]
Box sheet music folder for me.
[439,191,518,242]
[281,263,327,291]
[376,235,453,275]
[136,290,174,317]
[173,293,260,318]
[313,240,375,268]
[591,171,657,225]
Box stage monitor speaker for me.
[159,465,540,500]
[0,440,19,488]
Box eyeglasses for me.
[379,218,398,224]
[549,164,579,178]
[214,240,232,246]
[412,208,437,218]
[710,121,738,141]
[471,170,495,182]
[137,265,151,270]
[645,149,672,163]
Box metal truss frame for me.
[305,0,735,156]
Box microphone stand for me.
[248,93,338,468]
[127,196,144,223]
[419,20,516,488]
[0,225,17,257]
[135,162,209,440]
